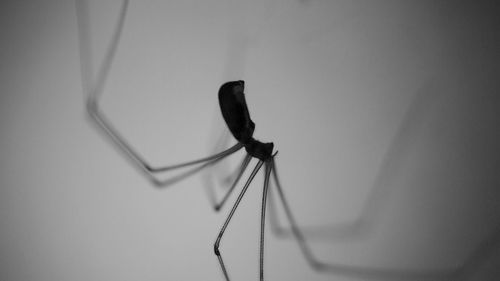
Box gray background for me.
[1,1,499,281]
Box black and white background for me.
[1,1,499,281]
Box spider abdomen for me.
[218,80,274,161]
[218,80,255,143]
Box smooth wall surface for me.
[1,1,499,281]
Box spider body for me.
[219,80,274,161]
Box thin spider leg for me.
[202,130,234,205]
[75,0,94,103]
[88,105,244,174]
[220,152,249,189]
[77,0,243,185]
[213,129,234,187]
[152,149,239,187]
[205,128,240,189]
[76,0,129,103]
[214,160,264,281]
[259,161,272,281]
[269,159,320,269]
[214,153,252,211]
[268,172,367,240]
[218,150,247,188]
[219,164,239,188]
[267,177,286,237]
[269,158,471,281]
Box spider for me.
[76,1,500,280]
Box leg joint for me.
[213,242,221,256]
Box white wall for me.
[1,1,499,281]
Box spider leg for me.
[269,157,477,281]
[78,0,243,186]
[214,160,264,281]
[203,132,251,210]
[219,154,245,188]
[267,176,286,237]
[258,161,272,281]
[268,158,321,270]
[150,150,241,187]
[216,145,254,189]
[212,153,252,211]
[211,128,235,188]
[76,0,129,104]
[206,124,247,189]
[89,103,243,169]
[87,104,243,186]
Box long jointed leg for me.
[269,159,321,269]
[87,104,243,186]
[211,129,234,187]
[214,161,264,281]
[77,0,243,186]
[269,157,466,281]
[154,152,240,187]
[89,103,242,174]
[214,153,252,211]
[259,162,272,281]
[219,150,248,187]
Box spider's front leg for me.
[214,161,264,281]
